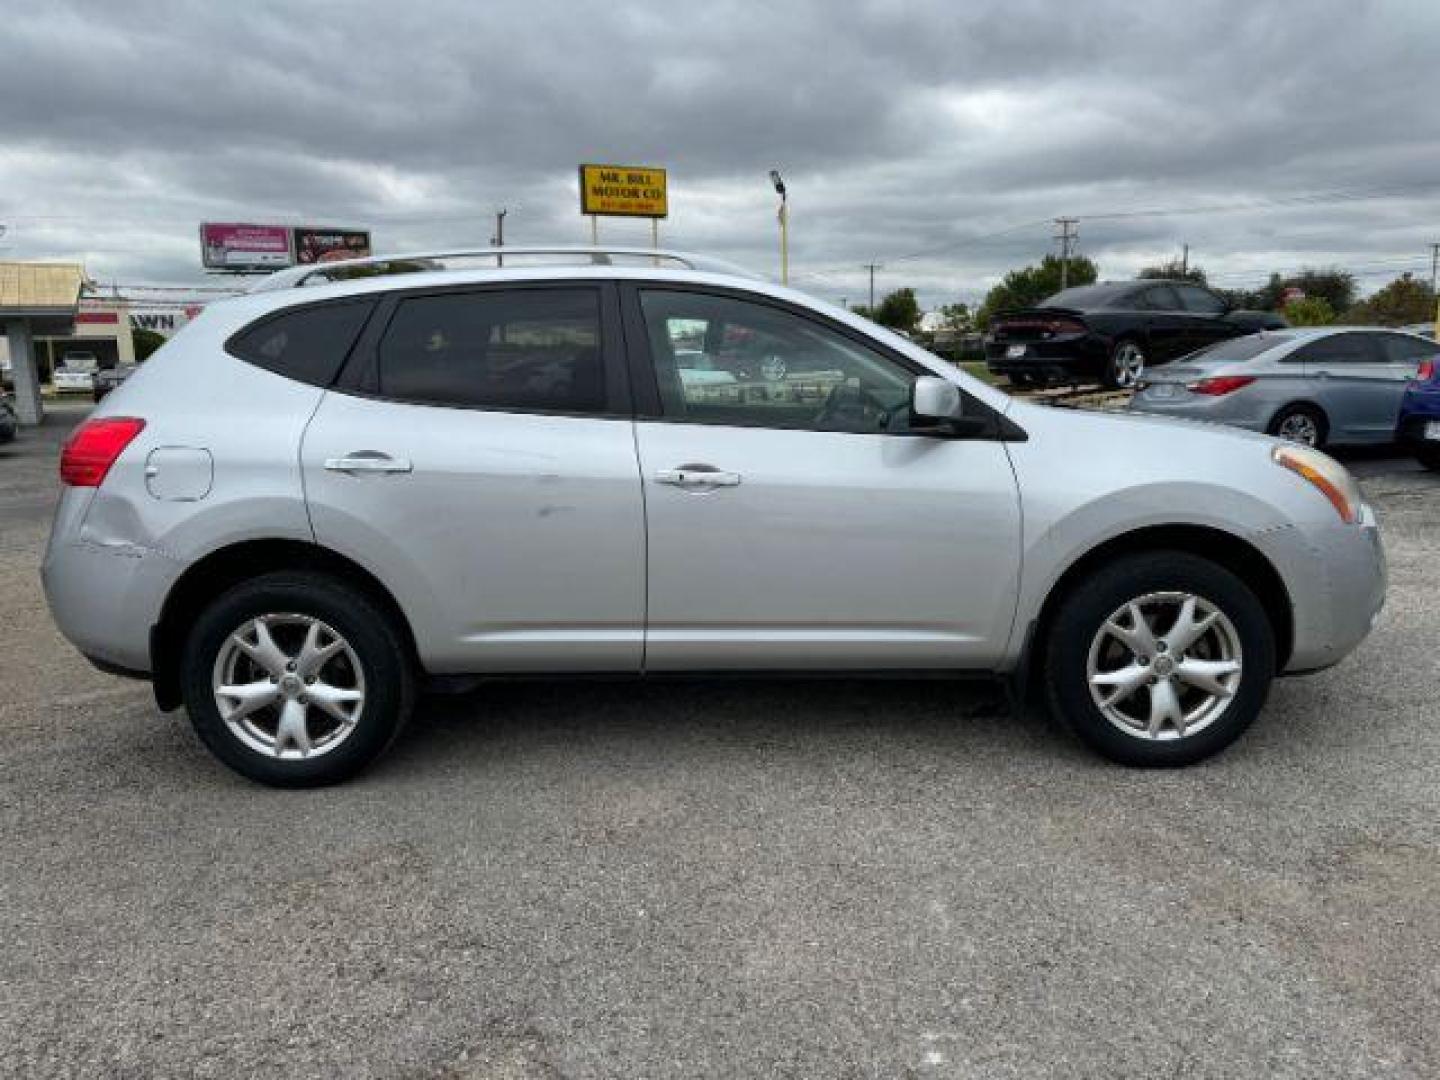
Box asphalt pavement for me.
[2,399,1437,1078]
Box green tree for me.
[871,287,921,332]
[1219,267,1357,313]
[976,254,1099,328]
[1138,258,1207,285]
[1341,272,1436,326]
[1281,296,1335,326]
[131,328,166,362]
[1286,268,1357,315]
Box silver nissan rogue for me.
[42,247,1386,786]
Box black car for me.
[985,280,1285,389]
[92,364,138,402]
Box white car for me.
[52,367,96,393]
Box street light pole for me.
[770,170,788,285]
[491,208,507,266]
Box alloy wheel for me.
[1111,343,1145,388]
[212,613,366,759]
[1085,591,1243,741]
[1276,412,1320,446]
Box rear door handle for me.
[654,465,742,488]
[324,452,413,474]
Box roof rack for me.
[247,246,761,292]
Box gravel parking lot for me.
[2,400,1437,1079]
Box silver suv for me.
[43,247,1386,786]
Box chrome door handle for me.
[324,453,413,474]
[654,466,742,488]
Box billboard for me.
[200,223,292,271]
[579,164,668,218]
[294,227,372,265]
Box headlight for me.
[1272,444,1362,524]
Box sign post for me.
[578,164,668,251]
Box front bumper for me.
[1254,504,1386,674]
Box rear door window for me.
[229,299,375,386]
[1293,333,1381,365]
[1186,334,1281,364]
[375,288,607,413]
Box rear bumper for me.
[41,514,178,677]
[985,338,1106,382]
[1396,406,1440,444]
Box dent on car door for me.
[623,284,1023,671]
[300,282,646,673]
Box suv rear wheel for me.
[181,573,414,787]
[1044,551,1275,766]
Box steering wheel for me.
[815,383,896,432]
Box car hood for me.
[1009,395,1278,448]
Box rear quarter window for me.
[228,299,375,387]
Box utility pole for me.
[1430,242,1438,296]
[491,208,507,266]
[862,262,881,311]
[1054,217,1079,289]
[769,170,789,285]
[1182,243,1190,276]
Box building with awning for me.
[0,262,86,425]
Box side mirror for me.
[910,376,962,421]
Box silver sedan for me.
[1128,327,1439,448]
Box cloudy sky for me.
[2,0,1437,309]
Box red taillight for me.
[1187,375,1256,396]
[1418,359,1436,382]
[59,417,146,487]
[995,316,1086,336]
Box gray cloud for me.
[1,0,1437,308]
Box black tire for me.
[1044,550,1276,767]
[181,572,415,787]
[1414,444,1440,472]
[1268,403,1328,449]
[1104,339,1145,390]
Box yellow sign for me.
[579,164,668,219]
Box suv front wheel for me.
[1044,551,1275,766]
[181,573,415,787]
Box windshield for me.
[1183,334,1285,364]
[1040,285,1128,309]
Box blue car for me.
[1397,352,1440,471]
